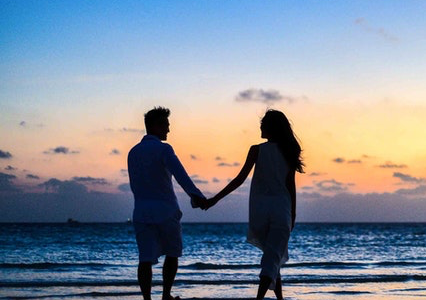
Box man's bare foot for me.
[162,296,180,300]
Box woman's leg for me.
[273,271,283,300]
[256,275,273,300]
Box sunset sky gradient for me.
[1,0,426,222]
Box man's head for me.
[144,107,170,140]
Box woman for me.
[205,109,304,300]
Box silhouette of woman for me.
[206,109,304,300]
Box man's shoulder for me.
[129,140,173,155]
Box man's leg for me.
[138,262,153,300]
[162,256,178,300]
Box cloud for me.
[354,18,399,42]
[190,175,209,184]
[215,156,224,161]
[308,172,326,177]
[26,174,40,180]
[393,172,425,184]
[297,190,426,222]
[315,179,349,193]
[118,183,131,193]
[332,157,345,163]
[110,149,121,155]
[72,176,109,185]
[43,146,79,155]
[120,127,144,134]
[395,185,426,197]
[235,88,297,104]
[2,175,426,223]
[120,169,128,177]
[2,179,133,222]
[190,154,198,160]
[212,177,220,183]
[347,159,362,164]
[19,121,44,128]
[0,172,20,192]
[0,150,13,159]
[5,166,16,171]
[378,162,407,169]
[217,162,240,167]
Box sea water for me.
[1,223,425,299]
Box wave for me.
[181,261,426,270]
[1,275,426,288]
[0,291,141,299]
[2,261,425,271]
[0,262,132,269]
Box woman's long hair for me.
[261,109,304,173]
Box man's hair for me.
[144,106,170,131]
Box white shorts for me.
[133,210,183,264]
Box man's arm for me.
[163,145,206,204]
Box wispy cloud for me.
[217,162,240,167]
[378,161,407,169]
[393,172,425,184]
[190,175,209,184]
[120,128,144,133]
[19,121,44,128]
[43,146,79,155]
[0,150,13,159]
[347,160,362,164]
[315,179,352,193]
[5,165,16,171]
[72,176,109,185]
[190,155,198,160]
[212,177,220,183]
[332,157,345,163]
[215,156,224,161]
[309,172,326,177]
[235,88,301,104]
[355,18,399,42]
[26,174,40,180]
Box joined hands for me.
[191,195,219,210]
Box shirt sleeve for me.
[163,144,205,199]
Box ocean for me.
[0,223,425,300]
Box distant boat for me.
[67,218,79,224]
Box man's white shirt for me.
[128,135,204,223]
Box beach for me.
[1,223,426,299]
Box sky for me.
[1,0,426,222]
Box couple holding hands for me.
[127,107,304,300]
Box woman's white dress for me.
[247,142,292,284]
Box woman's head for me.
[260,110,291,140]
[260,109,304,173]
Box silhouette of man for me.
[127,107,206,300]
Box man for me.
[127,107,206,300]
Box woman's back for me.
[250,142,290,198]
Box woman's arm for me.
[205,145,258,209]
[286,169,296,230]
